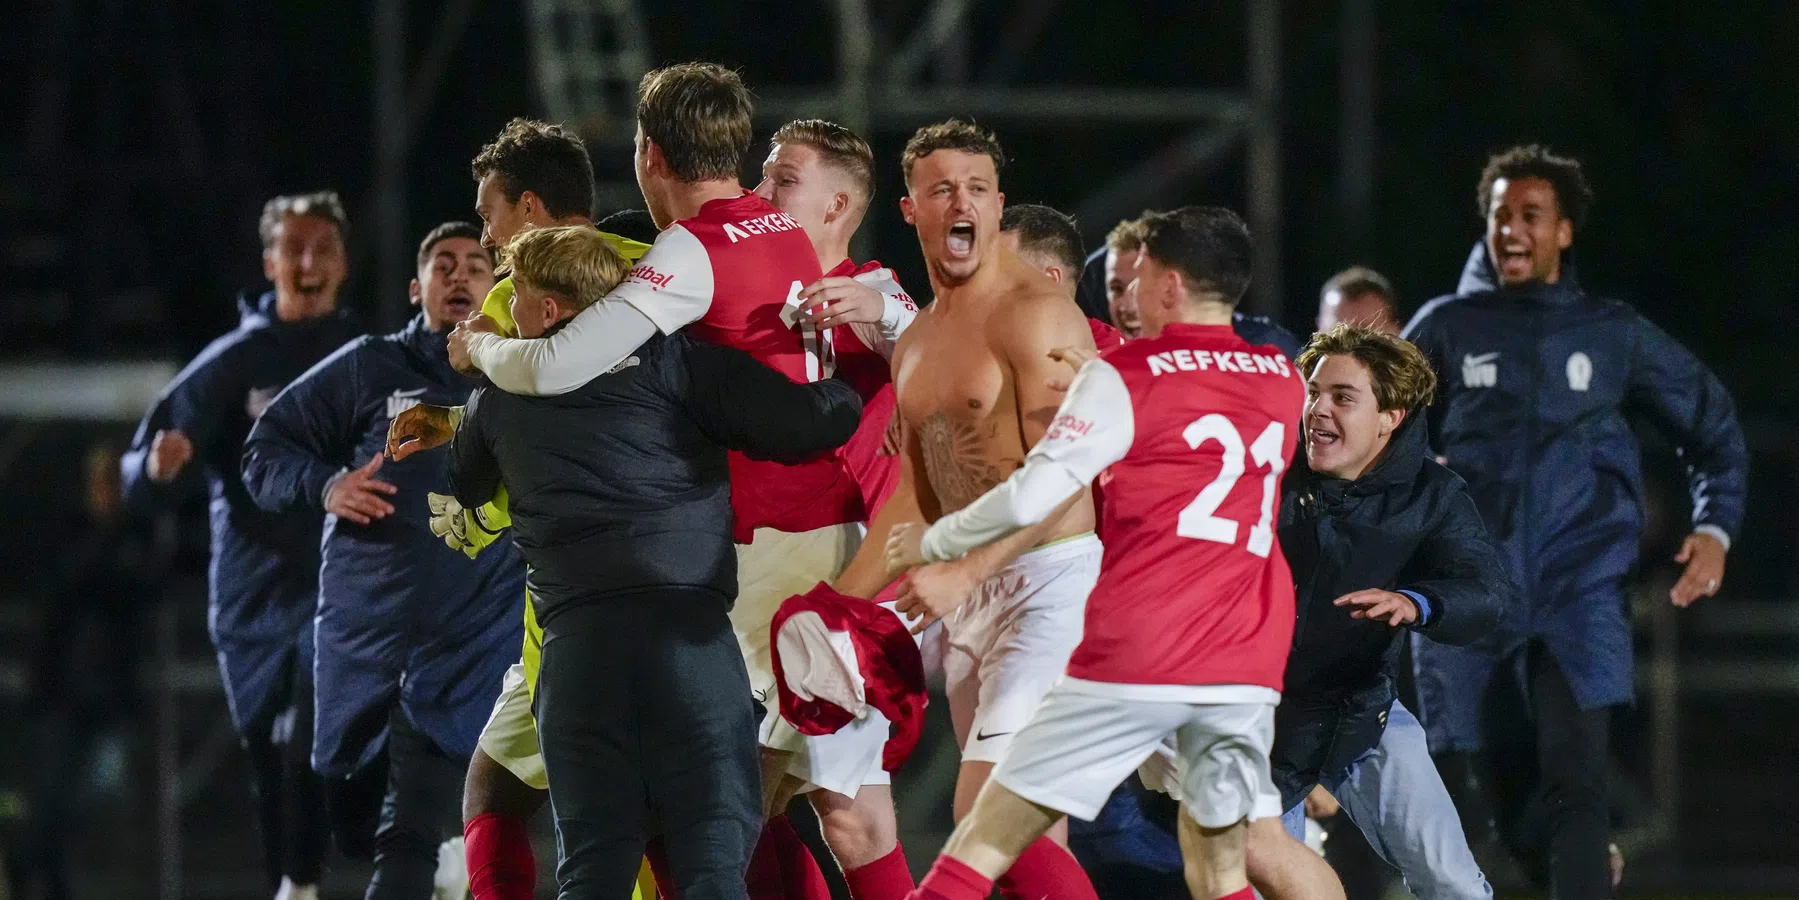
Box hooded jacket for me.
[122,291,361,732]
[1403,244,1746,713]
[241,313,525,776]
[1269,408,1507,806]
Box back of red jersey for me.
[1067,323,1305,690]
[678,193,823,381]
[646,193,845,539]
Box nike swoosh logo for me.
[391,387,428,398]
[974,729,1013,741]
[1464,352,1499,365]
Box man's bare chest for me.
[892,323,1011,429]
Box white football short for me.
[474,663,548,791]
[995,677,1283,827]
[738,523,907,797]
[942,534,1100,764]
[733,523,864,701]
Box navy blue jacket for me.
[122,292,361,732]
[242,314,525,776]
[1271,411,1507,807]
[1404,244,1747,711]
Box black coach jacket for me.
[447,329,861,632]
[1269,410,1508,806]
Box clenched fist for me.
[386,404,463,461]
[325,455,398,525]
[448,314,498,375]
[146,429,194,483]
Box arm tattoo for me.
[917,411,1013,512]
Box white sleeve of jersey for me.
[845,267,918,360]
[920,359,1134,562]
[465,224,714,396]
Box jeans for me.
[536,589,761,900]
[1282,702,1491,900]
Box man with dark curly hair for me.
[1404,145,1748,899]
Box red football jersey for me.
[1062,324,1305,689]
[624,210,916,539]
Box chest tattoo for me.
[917,411,1011,512]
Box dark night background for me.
[2,0,1797,896]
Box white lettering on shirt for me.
[723,212,804,243]
[1146,350,1290,379]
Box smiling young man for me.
[243,222,523,900]
[123,191,361,900]
[1403,146,1748,898]
[1244,324,1504,900]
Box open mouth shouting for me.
[945,220,976,259]
[442,288,476,319]
[1495,240,1534,281]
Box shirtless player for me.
[885,119,1101,900]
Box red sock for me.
[996,836,1099,900]
[767,814,834,900]
[1207,887,1254,900]
[645,838,679,900]
[464,812,534,900]
[844,843,915,900]
[908,855,991,900]
[745,821,782,899]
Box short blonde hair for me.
[772,118,875,203]
[1105,214,1151,253]
[1296,324,1438,412]
[504,226,631,313]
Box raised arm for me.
[241,342,365,513]
[463,225,714,396]
[672,337,863,463]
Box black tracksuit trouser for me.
[537,588,760,900]
[363,708,468,900]
[242,652,330,889]
[1484,641,1613,899]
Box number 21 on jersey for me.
[1177,415,1285,558]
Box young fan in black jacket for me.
[446,227,862,899]
[1247,325,1507,900]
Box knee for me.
[815,795,897,869]
[463,750,545,824]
